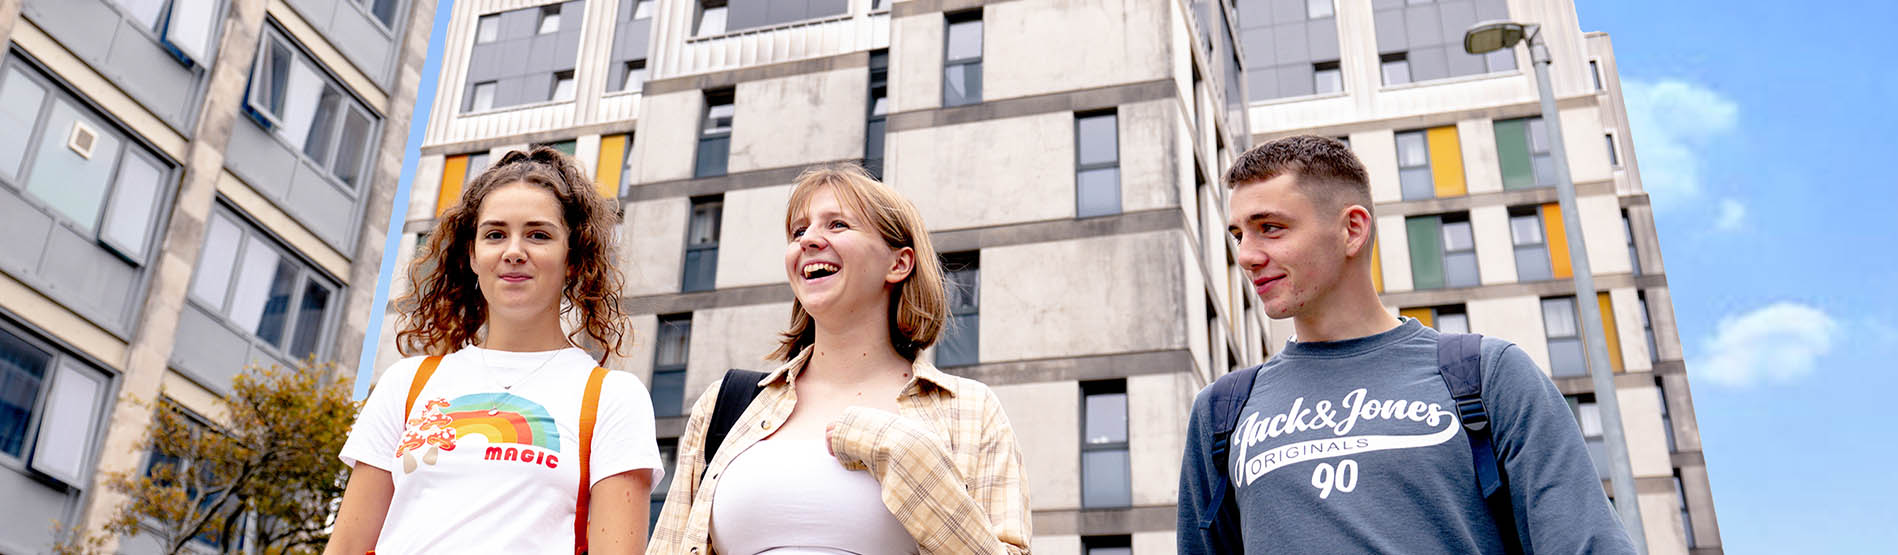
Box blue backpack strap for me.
[1199,364,1262,552]
[1437,333,1524,555]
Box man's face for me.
[1226,173,1353,320]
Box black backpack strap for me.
[700,368,768,485]
[1437,333,1525,555]
[1200,364,1263,552]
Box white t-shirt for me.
[340,346,664,554]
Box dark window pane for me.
[1076,115,1118,165]
[682,248,718,292]
[0,329,52,457]
[1444,251,1479,288]
[1076,167,1120,218]
[1549,337,1586,378]
[1399,167,1434,200]
[370,0,400,26]
[695,136,729,178]
[332,108,371,188]
[865,118,886,161]
[943,62,982,107]
[1437,313,1469,335]
[1081,449,1131,508]
[936,313,978,367]
[1515,246,1552,282]
[703,103,734,135]
[651,370,686,416]
[302,86,342,165]
[253,260,301,348]
[656,319,691,367]
[289,280,331,360]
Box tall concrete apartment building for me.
[0,0,432,551]
[392,0,1717,553]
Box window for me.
[0,321,113,488]
[245,28,379,190]
[435,151,489,216]
[938,253,979,368]
[115,0,220,66]
[1084,535,1132,555]
[1638,292,1657,362]
[189,208,339,361]
[476,14,500,43]
[1563,394,1610,480]
[865,50,889,179]
[1674,472,1696,548]
[1656,377,1676,452]
[1510,207,1552,282]
[538,5,562,34]
[595,134,629,200]
[354,0,402,28]
[943,12,984,107]
[1395,130,1432,200]
[621,60,648,94]
[648,439,676,535]
[1306,0,1333,19]
[1396,126,1464,200]
[1081,380,1130,508]
[141,406,248,549]
[550,71,576,102]
[1312,61,1342,94]
[1075,111,1120,218]
[1406,213,1478,290]
[696,0,729,36]
[633,0,655,19]
[1605,133,1620,167]
[1495,117,1555,189]
[651,315,690,416]
[682,196,723,292]
[1542,297,1585,378]
[537,139,578,157]
[0,61,173,263]
[1401,305,1467,335]
[1380,52,1410,86]
[469,81,497,112]
[1589,60,1604,91]
[695,90,734,178]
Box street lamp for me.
[1464,20,1650,554]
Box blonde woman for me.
[648,165,1031,554]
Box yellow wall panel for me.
[1597,293,1625,372]
[1427,126,1466,197]
[1541,202,1573,279]
[1370,238,1384,293]
[1400,307,1434,328]
[437,155,469,216]
[596,134,628,200]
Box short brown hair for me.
[396,146,628,361]
[771,164,947,362]
[1223,135,1372,214]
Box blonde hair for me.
[770,164,946,362]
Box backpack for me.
[396,355,609,555]
[1195,333,1524,554]
[699,368,769,484]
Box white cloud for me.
[1621,79,1740,209]
[1713,198,1746,231]
[1690,303,1839,387]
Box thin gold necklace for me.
[480,345,564,415]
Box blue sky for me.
[358,1,1896,551]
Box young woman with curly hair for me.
[327,147,662,555]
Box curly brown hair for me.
[395,146,627,361]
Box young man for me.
[1177,136,1636,554]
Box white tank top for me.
[710,440,919,555]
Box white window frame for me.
[186,205,342,362]
[0,321,113,491]
[243,25,380,193]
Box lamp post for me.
[1464,20,1648,553]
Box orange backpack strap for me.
[403,356,445,418]
[573,366,608,555]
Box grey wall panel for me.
[172,305,250,395]
[728,0,771,31]
[37,226,137,328]
[286,0,340,30]
[529,34,561,71]
[225,121,298,201]
[1374,8,1405,53]
[1411,45,1447,82]
[1272,21,1307,65]
[495,43,532,78]
[0,188,52,276]
[104,18,196,130]
[468,43,506,82]
[22,0,115,62]
[1371,0,1404,9]
[1241,28,1271,68]
[1446,43,1485,76]
[1247,70,1275,103]
[1474,0,1509,21]
[1438,1,1477,41]
[328,6,396,85]
[612,19,652,61]
[286,164,355,250]
[496,76,530,107]
[1403,5,1443,50]
[1308,20,1339,61]
[1269,0,1301,25]
[809,0,847,19]
[0,468,71,554]
[501,7,536,37]
[553,25,581,71]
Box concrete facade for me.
[0,0,432,552]
[388,0,1718,552]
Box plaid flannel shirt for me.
[646,346,1032,554]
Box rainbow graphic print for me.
[440,393,562,452]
